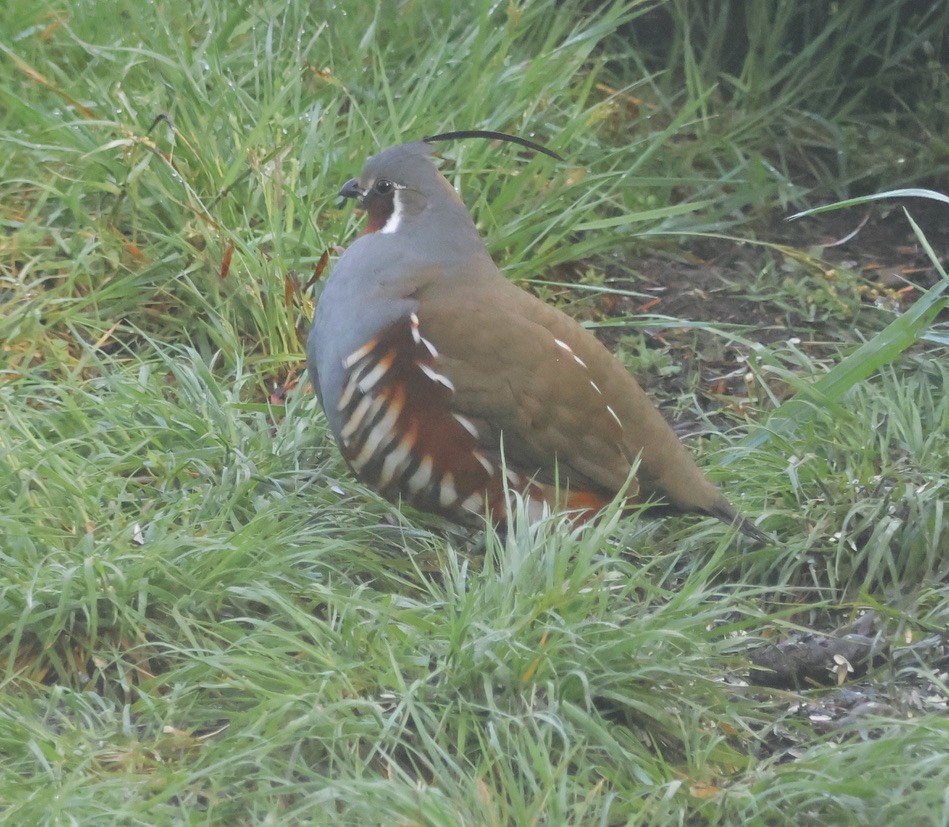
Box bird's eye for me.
[374,179,394,195]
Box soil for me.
[568,200,948,429]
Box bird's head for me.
[338,130,562,235]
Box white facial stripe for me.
[380,189,403,234]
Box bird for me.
[307,131,769,544]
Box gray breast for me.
[306,235,422,437]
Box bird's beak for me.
[339,178,364,200]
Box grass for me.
[2,0,947,823]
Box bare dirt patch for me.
[576,201,947,423]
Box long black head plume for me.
[422,129,564,162]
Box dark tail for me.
[707,501,773,546]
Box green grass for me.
[2,0,947,823]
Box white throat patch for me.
[380,188,404,234]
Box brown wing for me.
[331,306,606,524]
[418,278,630,492]
[419,273,729,517]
